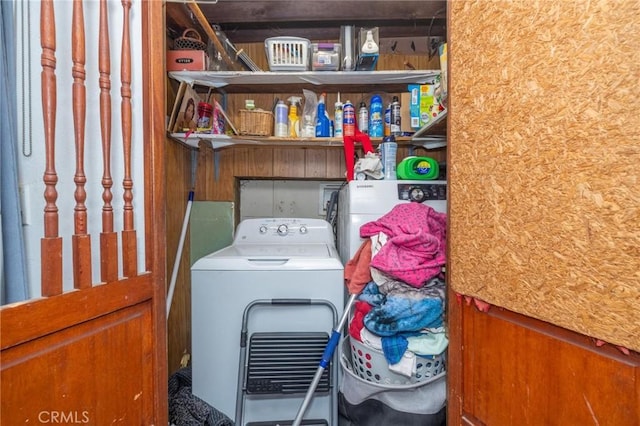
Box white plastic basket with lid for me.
[265,36,311,71]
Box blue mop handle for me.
[292,293,358,426]
[320,293,357,368]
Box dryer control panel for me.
[397,183,447,203]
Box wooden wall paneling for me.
[326,149,346,179]
[377,52,440,72]
[2,303,154,424]
[233,147,274,177]
[455,302,640,426]
[273,148,306,178]
[209,148,236,200]
[165,139,194,374]
[194,141,214,200]
[304,148,329,178]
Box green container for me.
[397,156,440,180]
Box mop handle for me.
[292,293,358,426]
[166,190,194,317]
[320,293,356,368]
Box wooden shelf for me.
[169,132,446,151]
[168,70,442,94]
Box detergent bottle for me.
[287,96,302,137]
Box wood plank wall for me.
[165,47,445,372]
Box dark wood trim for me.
[484,304,639,363]
[447,287,464,426]
[0,275,153,350]
[142,0,169,423]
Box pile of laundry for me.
[344,202,448,378]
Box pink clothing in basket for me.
[360,202,446,288]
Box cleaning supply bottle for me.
[334,94,343,138]
[390,95,401,136]
[369,94,383,137]
[358,101,369,134]
[343,99,355,136]
[322,92,332,135]
[384,103,391,136]
[274,100,288,137]
[380,135,398,180]
[397,156,440,180]
[287,96,302,137]
[315,94,330,137]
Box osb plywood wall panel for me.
[449,0,640,351]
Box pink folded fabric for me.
[360,203,446,288]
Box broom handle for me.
[292,293,358,426]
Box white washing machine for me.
[191,218,344,425]
[337,180,447,265]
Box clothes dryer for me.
[191,218,344,425]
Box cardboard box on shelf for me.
[405,77,445,130]
[419,80,445,127]
[167,50,209,72]
[400,92,413,133]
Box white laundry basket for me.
[349,335,446,385]
[338,338,447,424]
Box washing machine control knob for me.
[259,225,268,234]
[299,226,307,234]
[277,224,289,236]
[409,186,426,203]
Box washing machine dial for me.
[299,225,307,234]
[259,225,268,234]
[408,186,426,203]
[277,224,289,236]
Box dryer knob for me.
[259,225,268,234]
[277,224,289,236]
[409,187,426,203]
[299,226,308,234]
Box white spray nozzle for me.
[362,30,379,54]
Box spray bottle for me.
[315,93,330,137]
[287,96,302,137]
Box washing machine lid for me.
[192,242,344,271]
